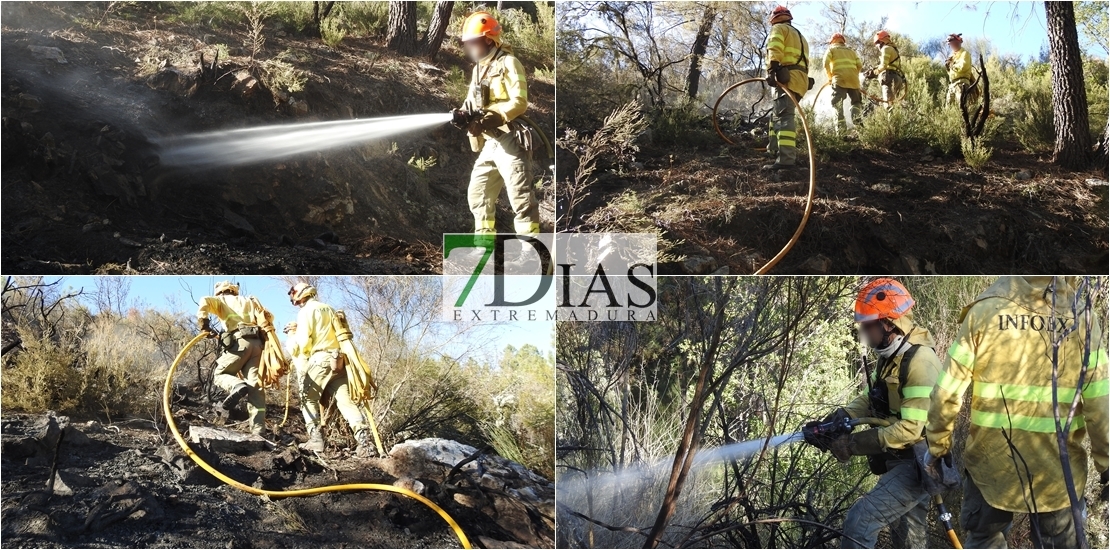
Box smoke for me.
[153,113,453,169]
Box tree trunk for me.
[684,5,716,99]
[1045,1,1093,170]
[422,0,455,61]
[386,0,418,56]
[311,1,336,39]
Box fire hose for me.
[711,78,815,274]
[803,415,963,549]
[163,334,472,549]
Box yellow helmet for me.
[460,11,502,43]
[288,282,317,304]
[214,281,239,296]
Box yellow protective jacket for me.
[927,276,1109,513]
[946,48,972,83]
[823,44,862,90]
[876,44,902,73]
[292,298,340,360]
[197,295,259,332]
[844,317,943,450]
[463,44,528,151]
[766,22,810,97]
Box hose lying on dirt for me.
[163,334,472,549]
[712,78,816,274]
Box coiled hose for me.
[163,334,472,549]
[711,78,816,274]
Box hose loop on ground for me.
[163,334,472,549]
[712,78,817,274]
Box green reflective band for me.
[477,219,496,229]
[778,139,796,147]
[974,382,1077,403]
[900,407,929,421]
[778,130,797,138]
[971,409,1086,433]
[902,385,933,399]
[948,340,975,368]
[1093,349,1109,368]
[1083,378,1109,399]
[936,370,969,395]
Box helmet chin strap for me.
[875,334,906,359]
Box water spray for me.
[154,113,453,169]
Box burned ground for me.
[566,135,1108,275]
[1,2,555,274]
[1,402,555,548]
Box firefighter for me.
[926,277,1109,548]
[865,31,903,111]
[453,11,539,235]
[197,281,268,436]
[762,5,811,171]
[803,279,942,548]
[944,33,977,106]
[286,283,374,458]
[823,33,863,135]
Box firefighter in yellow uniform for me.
[944,33,977,106]
[454,11,538,235]
[823,33,863,135]
[927,276,1109,548]
[866,31,903,111]
[198,281,267,436]
[287,283,373,457]
[803,279,941,548]
[763,6,810,171]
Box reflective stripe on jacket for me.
[927,276,1109,513]
[766,22,810,97]
[876,44,901,73]
[823,44,862,90]
[844,322,942,450]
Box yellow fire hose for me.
[164,334,472,549]
[711,78,816,274]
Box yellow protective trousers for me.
[468,131,539,234]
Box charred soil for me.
[567,138,1108,275]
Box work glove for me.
[944,58,952,70]
[766,61,781,87]
[282,322,298,335]
[199,318,215,338]
[802,408,850,451]
[829,429,883,464]
[468,109,504,136]
[1101,470,1108,502]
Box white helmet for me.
[288,282,317,304]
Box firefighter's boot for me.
[354,429,375,458]
[300,426,326,452]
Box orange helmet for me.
[461,11,502,43]
[770,5,792,24]
[947,33,963,44]
[873,30,891,45]
[829,33,846,45]
[854,278,915,322]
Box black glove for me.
[1101,470,1108,502]
[766,61,781,87]
[199,317,215,338]
[802,408,850,451]
[468,109,504,136]
[450,108,472,129]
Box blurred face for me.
[860,320,888,348]
[948,41,961,52]
[463,37,493,62]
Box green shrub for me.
[961,137,993,170]
[320,14,347,48]
[2,334,82,413]
[924,105,965,156]
[857,106,922,150]
[493,2,555,66]
[343,1,390,38]
[653,97,713,146]
[445,66,469,102]
[262,51,308,94]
